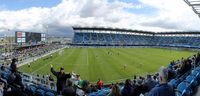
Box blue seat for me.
[194,67,200,71]
[175,82,191,96]
[168,79,178,88]
[29,85,37,92]
[185,75,197,87]
[35,89,45,96]
[89,88,110,96]
[45,91,55,96]
[88,92,97,96]
[102,88,110,95]
[26,85,37,94]
[191,70,200,79]
[191,70,199,75]
[1,72,10,80]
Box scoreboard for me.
[15,31,46,44]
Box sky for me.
[0,0,200,37]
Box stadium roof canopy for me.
[73,27,154,35]
[73,27,200,35]
[184,0,200,18]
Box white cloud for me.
[139,0,200,31]
[0,0,200,37]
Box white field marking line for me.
[30,53,60,74]
[31,48,71,74]
[87,50,89,65]
[17,47,65,67]
[30,60,53,74]
[86,49,91,79]
[31,49,69,74]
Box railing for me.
[20,72,57,91]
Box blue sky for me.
[0,0,157,16]
[0,0,61,10]
[109,0,158,16]
[124,6,157,16]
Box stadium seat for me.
[100,88,111,95]
[191,70,200,79]
[194,66,200,72]
[1,73,9,80]
[73,31,200,46]
[168,79,178,88]
[184,75,197,87]
[175,82,191,96]
[26,85,37,94]
[88,92,97,96]
[35,89,45,96]
[88,88,111,96]
[45,91,55,96]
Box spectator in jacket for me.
[10,58,17,72]
[148,67,175,96]
[145,75,158,91]
[50,65,71,94]
[76,80,90,96]
[96,79,103,90]
[121,79,134,96]
[107,84,121,96]
[62,80,76,96]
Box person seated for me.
[0,82,4,96]
[121,79,134,96]
[107,84,121,96]
[178,60,192,76]
[62,80,76,96]
[148,66,175,96]
[134,78,148,96]
[5,70,25,96]
[76,80,90,96]
[90,84,98,92]
[144,75,158,92]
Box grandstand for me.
[72,27,200,47]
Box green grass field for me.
[19,48,196,83]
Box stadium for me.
[1,0,200,96]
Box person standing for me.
[10,58,17,72]
[50,64,71,94]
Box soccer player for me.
[124,64,127,70]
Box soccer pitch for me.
[19,48,196,83]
